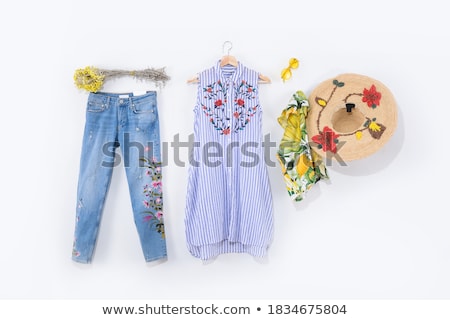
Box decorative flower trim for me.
[73,66,170,93]
[201,80,258,135]
[140,157,165,238]
[312,79,387,153]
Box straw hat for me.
[306,73,397,161]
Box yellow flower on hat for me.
[315,97,328,107]
[368,121,381,132]
[355,131,363,140]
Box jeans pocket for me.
[87,100,106,113]
[132,101,156,114]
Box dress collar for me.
[215,60,243,83]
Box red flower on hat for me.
[312,126,340,153]
[362,84,382,109]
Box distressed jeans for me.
[72,91,167,263]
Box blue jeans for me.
[72,91,167,263]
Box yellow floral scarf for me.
[277,91,328,201]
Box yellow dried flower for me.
[73,66,105,93]
[355,131,363,140]
[73,66,170,92]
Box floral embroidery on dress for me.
[201,80,258,135]
[140,157,165,238]
[232,80,259,133]
[201,80,229,134]
[312,80,387,153]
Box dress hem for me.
[188,240,269,261]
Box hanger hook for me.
[223,41,233,56]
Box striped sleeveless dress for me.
[185,61,274,260]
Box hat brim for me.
[306,73,397,162]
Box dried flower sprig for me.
[73,66,170,92]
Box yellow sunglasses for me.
[281,58,299,82]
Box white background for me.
[0,0,449,300]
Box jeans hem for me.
[72,257,91,264]
[145,254,167,263]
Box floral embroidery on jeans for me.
[72,238,80,257]
[140,157,165,238]
[201,80,258,135]
[72,215,81,257]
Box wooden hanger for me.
[219,53,238,67]
[187,41,271,84]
